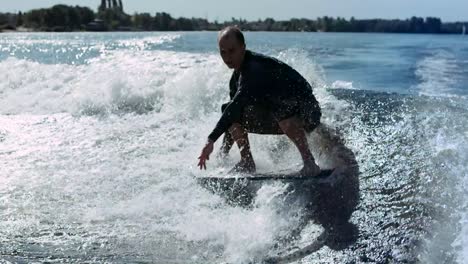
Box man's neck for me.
[235,50,247,72]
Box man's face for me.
[218,35,245,70]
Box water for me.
[0,32,467,263]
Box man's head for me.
[218,26,246,70]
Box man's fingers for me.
[198,149,211,170]
[197,158,204,169]
[197,155,208,170]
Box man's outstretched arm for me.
[198,139,214,170]
[197,69,261,170]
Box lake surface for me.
[0,32,467,263]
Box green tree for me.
[153,12,172,30]
[133,13,152,30]
[425,17,442,33]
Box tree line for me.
[0,4,467,34]
[0,5,94,31]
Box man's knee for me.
[278,116,304,134]
[229,123,249,141]
[229,122,244,134]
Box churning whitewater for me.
[0,32,467,263]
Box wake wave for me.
[0,48,341,263]
[2,37,467,263]
[414,49,464,98]
[0,50,225,116]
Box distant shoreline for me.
[1,4,467,34]
[2,26,467,35]
[1,29,466,35]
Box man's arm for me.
[197,87,251,170]
[208,65,266,142]
[198,67,263,170]
[207,85,252,142]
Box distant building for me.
[99,0,124,12]
[89,0,129,31]
[86,18,107,31]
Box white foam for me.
[116,34,181,50]
[449,136,468,264]
[416,106,468,264]
[0,47,339,262]
[0,50,223,115]
[331,80,356,90]
[414,50,461,97]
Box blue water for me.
[2,32,468,96]
[0,32,467,263]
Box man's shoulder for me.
[245,50,291,71]
[247,50,279,63]
[244,50,308,87]
[243,50,275,72]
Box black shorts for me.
[221,99,321,135]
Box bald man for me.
[198,26,322,177]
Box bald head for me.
[218,26,245,46]
[218,26,246,70]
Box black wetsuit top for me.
[208,50,320,142]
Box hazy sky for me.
[2,0,467,22]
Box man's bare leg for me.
[278,117,321,176]
[228,123,256,172]
[218,132,234,158]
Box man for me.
[197,26,322,176]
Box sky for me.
[1,0,468,22]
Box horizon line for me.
[1,4,467,23]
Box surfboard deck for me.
[248,169,335,181]
[198,167,345,187]
[196,166,350,207]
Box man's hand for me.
[198,140,214,170]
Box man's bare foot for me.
[300,161,321,177]
[229,158,256,173]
